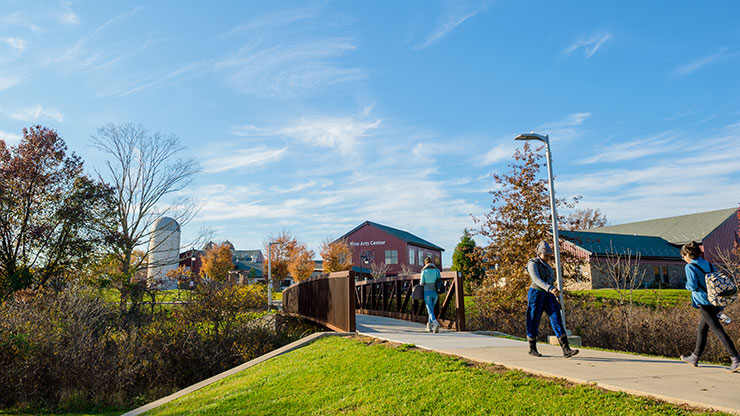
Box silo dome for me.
[147,217,181,289]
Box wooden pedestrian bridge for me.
[282,270,466,333]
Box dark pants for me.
[693,304,739,358]
[526,288,566,339]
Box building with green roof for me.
[560,208,738,289]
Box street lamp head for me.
[514,132,549,143]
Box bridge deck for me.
[356,314,740,415]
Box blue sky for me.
[2,1,740,266]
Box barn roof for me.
[584,208,737,245]
[560,230,681,259]
[338,221,445,251]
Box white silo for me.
[147,217,181,289]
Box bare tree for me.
[91,123,200,312]
[370,262,390,280]
[592,243,647,344]
[714,247,740,288]
[564,208,608,231]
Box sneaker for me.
[681,353,699,367]
[432,321,440,333]
[718,313,731,325]
[730,357,740,373]
[425,323,431,333]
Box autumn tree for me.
[320,238,352,273]
[0,126,111,298]
[201,242,234,282]
[263,232,295,290]
[288,242,315,282]
[473,143,578,302]
[564,208,608,230]
[91,123,199,311]
[451,229,484,292]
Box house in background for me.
[561,207,739,290]
[179,241,265,284]
[335,221,444,276]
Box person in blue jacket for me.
[419,256,441,333]
[526,240,578,358]
[679,241,740,372]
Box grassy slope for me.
[146,336,723,416]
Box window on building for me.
[654,266,660,282]
[361,250,374,264]
[434,255,440,267]
[409,248,415,265]
[662,266,669,283]
[419,250,424,265]
[385,250,398,265]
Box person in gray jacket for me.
[419,257,442,333]
[526,240,578,358]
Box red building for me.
[336,221,444,275]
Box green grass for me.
[570,289,691,308]
[145,336,723,416]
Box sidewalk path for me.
[357,314,740,415]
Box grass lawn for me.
[570,289,691,308]
[145,336,723,416]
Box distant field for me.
[570,289,691,308]
[145,336,721,416]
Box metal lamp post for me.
[267,242,279,308]
[514,132,567,331]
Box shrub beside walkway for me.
[356,314,740,415]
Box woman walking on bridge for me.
[420,257,442,333]
[525,240,578,358]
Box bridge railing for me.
[354,271,465,331]
[282,271,356,332]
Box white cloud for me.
[563,32,611,58]
[233,111,382,155]
[0,130,22,145]
[0,105,64,122]
[416,1,490,50]
[671,49,736,79]
[2,37,26,53]
[0,74,28,91]
[536,112,591,141]
[214,37,365,98]
[203,146,287,173]
[482,142,515,165]
[579,132,674,164]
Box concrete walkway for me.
[356,314,740,415]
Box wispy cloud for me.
[215,37,365,99]
[481,142,515,165]
[233,109,381,155]
[671,49,736,79]
[562,32,611,58]
[416,1,490,50]
[0,73,28,91]
[2,37,26,53]
[559,123,740,223]
[579,132,675,164]
[0,130,22,145]
[220,5,321,38]
[0,105,64,122]
[538,112,591,141]
[203,146,288,174]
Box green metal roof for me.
[340,221,445,251]
[559,230,681,259]
[585,208,737,245]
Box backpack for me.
[435,274,445,294]
[690,263,737,307]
